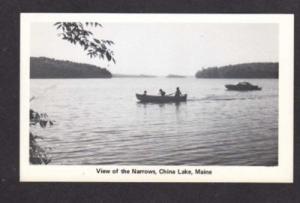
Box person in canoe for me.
[159,89,166,96]
[143,90,147,95]
[175,87,182,97]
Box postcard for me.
[20,13,293,182]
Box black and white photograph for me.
[20,14,293,182]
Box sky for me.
[30,22,278,76]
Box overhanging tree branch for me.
[54,22,116,63]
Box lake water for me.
[30,78,278,166]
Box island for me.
[30,57,112,78]
[195,62,278,78]
[166,74,186,78]
[112,74,157,78]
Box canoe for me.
[136,94,187,103]
[225,82,262,91]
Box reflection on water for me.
[30,78,278,166]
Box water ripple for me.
[31,78,278,166]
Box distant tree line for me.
[195,62,278,78]
[30,57,112,78]
[166,74,186,78]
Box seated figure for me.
[159,89,166,96]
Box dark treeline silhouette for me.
[195,62,278,78]
[30,57,112,78]
[166,74,186,78]
[112,73,157,78]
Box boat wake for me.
[188,94,269,102]
[187,97,240,102]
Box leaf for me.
[101,44,107,50]
[106,52,112,61]
[95,22,102,27]
[94,38,100,44]
[107,40,114,45]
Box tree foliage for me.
[195,63,278,78]
[54,22,116,63]
[30,57,112,78]
[30,109,54,164]
[30,132,51,164]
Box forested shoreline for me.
[30,57,112,78]
[195,62,278,78]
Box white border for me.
[20,13,294,182]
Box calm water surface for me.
[30,78,278,165]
